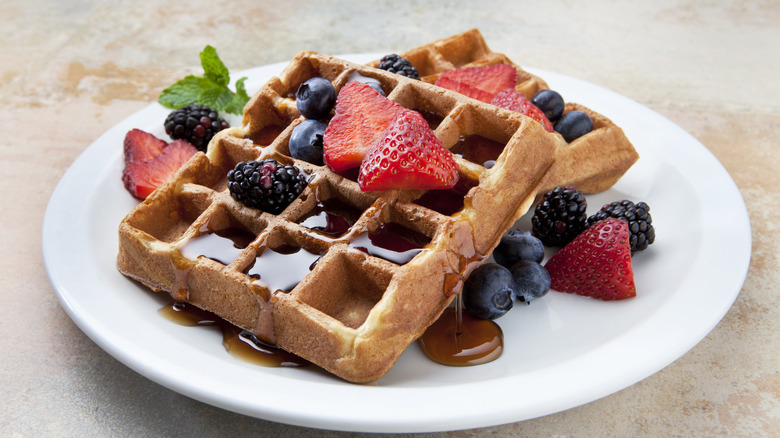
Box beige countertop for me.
[2,1,778,436]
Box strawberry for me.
[434,64,516,103]
[122,132,198,199]
[123,128,166,165]
[491,89,554,132]
[323,81,405,172]
[544,218,636,300]
[358,110,458,191]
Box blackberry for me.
[531,185,588,246]
[378,54,420,80]
[588,200,655,252]
[227,159,308,214]
[164,104,230,151]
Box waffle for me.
[118,32,637,382]
[371,29,639,194]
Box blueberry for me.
[510,260,551,303]
[463,263,515,320]
[295,77,337,120]
[493,230,545,267]
[554,110,594,142]
[532,89,565,122]
[289,119,327,165]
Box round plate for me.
[42,54,751,433]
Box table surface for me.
[2,1,778,436]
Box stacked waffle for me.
[117,30,636,382]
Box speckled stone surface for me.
[2,1,778,436]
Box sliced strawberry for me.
[123,128,167,165]
[434,64,517,103]
[123,139,198,199]
[544,218,636,300]
[323,82,406,172]
[491,89,554,132]
[358,110,458,191]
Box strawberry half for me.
[323,81,405,172]
[544,218,636,300]
[122,131,198,199]
[358,110,458,191]
[434,64,517,103]
[123,128,166,165]
[491,89,554,132]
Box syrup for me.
[180,226,256,266]
[159,301,307,367]
[335,167,360,183]
[297,197,361,237]
[418,297,503,366]
[246,245,321,292]
[251,124,285,146]
[449,135,505,168]
[349,222,430,265]
[417,109,444,130]
[413,177,476,216]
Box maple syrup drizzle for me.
[245,244,321,292]
[159,301,308,367]
[349,222,431,265]
[418,296,503,366]
[297,197,362,237]
[449,135,505,168]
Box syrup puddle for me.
[159,301,307,368]
[418,296,503,366]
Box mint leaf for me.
[200,45,229,87]
[158,46,250,115]
[158,76,209,109]
[223,77,250,115]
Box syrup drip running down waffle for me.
[117,30,637,382]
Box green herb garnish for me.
[158,46,250,115]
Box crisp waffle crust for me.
[117,30,636,382]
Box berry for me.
[588,200,655,253]
[544,218,636,300]
[510,260,551,303]
[434,64,517,103]
[164,104,229,151]
[531,185,588,247]
[493,230,545,267]
[463,263,515,320]
[295,77,337,120]
[491,89,554,132]
[554,110,593,142]
[531,89,565,122]
[123,128,166,166]
[122,131,198,199]
[323,82,405,172]
[289,119,327,165]
[377,54,420,80]
[358,110,459,191]
[227,159,308,214]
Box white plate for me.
[42,54,751,433]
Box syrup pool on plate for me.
[158,301,307,367]
[418,297,503,366]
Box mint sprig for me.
[158,46,250,115]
